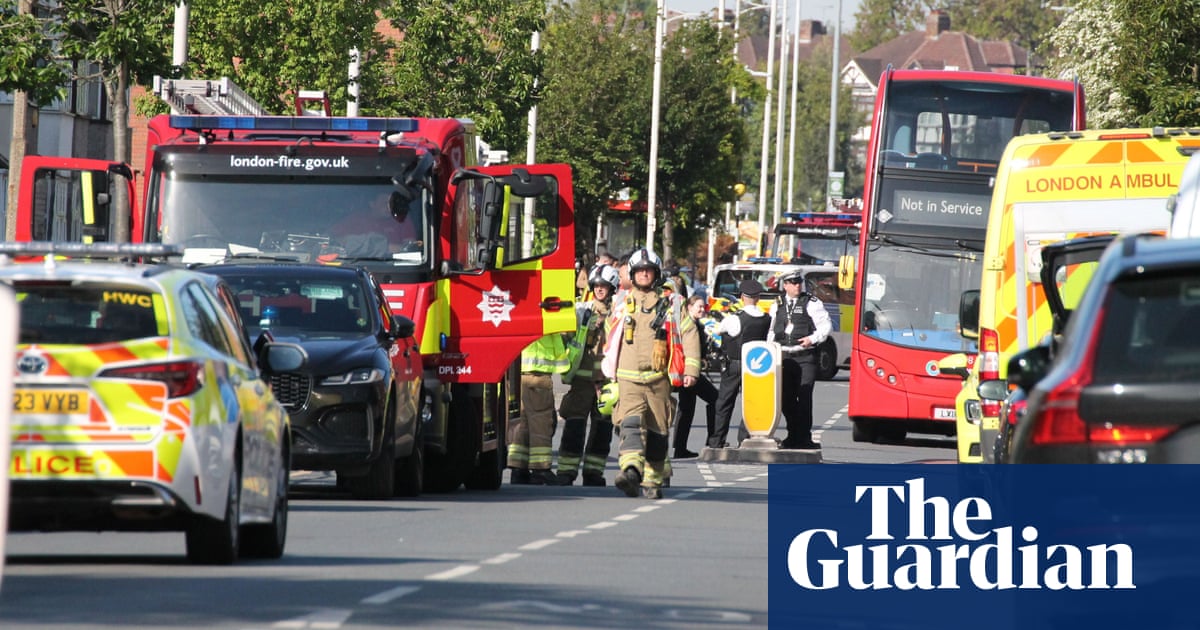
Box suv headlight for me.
[320,368,383,386]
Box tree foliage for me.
[946,0,1058,71]
[1109,0,1200,126]
[0,2,69,104]
[58,0,175,91]
[185,0,390,116]
[380,0,545,151]
[848,0,933,52]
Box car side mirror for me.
[392,315,416,339]
[958,289,980,340]
[977,378,1009,401]
[260,342,308,374]
[1007,345,1050,392]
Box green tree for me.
[651,19,748,262]
[185,1,390,116]
[0,2,68,103]
[848,0,933,52]
[58,0,176,241]
[537,0,651,255]
[947,0,1060,73]
[1110,0,1200,126]
[1044,0,1133,128]
[381,0,545,151]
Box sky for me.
[670,0,861,31]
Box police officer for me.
[555,264,620,486]
[509,334,569,484]
[768,269,832,449]
[600,248,700,499]
[709,279,771,449]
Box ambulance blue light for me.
[747,256,784,263]
[169,115,419,133]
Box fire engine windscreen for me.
[158,175,429,266]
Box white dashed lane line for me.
[813,405,847,438]
[347,459,769,626]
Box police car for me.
[711,259,852,380]
[3,243,306,564]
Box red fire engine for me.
[14,81,577,492]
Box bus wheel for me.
[851,419,877,443]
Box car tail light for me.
[100,360,204,398]
[1028,306,1177,448]
[979,328,1001,417]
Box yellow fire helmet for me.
[597,381,619,416]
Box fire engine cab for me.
[14,79,577,492]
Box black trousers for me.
[710,362,742,448]
[673,373,718,451]
[780,355,817,444]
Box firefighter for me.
[509,334,569,484]
[555,264,620,486]
[709,279,771,448]
[768,268,831,449]
[600,248,700,499]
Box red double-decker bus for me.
[843,68,1084,443]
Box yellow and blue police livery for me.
[2,242,306,564]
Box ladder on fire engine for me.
[152,76,268,116]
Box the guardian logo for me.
[787,478,1134,591]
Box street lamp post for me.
[826,0,842,209]
[646,6,709,253]
[755,0,779,256]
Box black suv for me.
[1009,234,1200,464]
[204,263,424,497]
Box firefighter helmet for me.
[597,381,619,416]
[628,248,663,274]
[588,264,619,289]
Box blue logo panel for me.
[768,465,1200,630]
[745,346,773,376]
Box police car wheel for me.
[347,413,397,500]
[187,456,241,565]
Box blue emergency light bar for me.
[746,256,784,264]
[0,242,183,259]
[780,212,859,223]
[170,115,420,133]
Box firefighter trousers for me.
[508,373,556,471]
[613,376,672,488]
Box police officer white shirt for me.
[715,299,768,338]
[767,294,832,352]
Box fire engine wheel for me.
[187,452,241,565]
[816,340,838,381]
[241,438,289,559]
[424,395,475,493]
[465,385,506,491]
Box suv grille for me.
[269,372,311,410]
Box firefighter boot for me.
[582,471,606,487]
[510,468,532,485]
[642,486,663,500]
[614,467,642,497]
[554,471,577,486]
[528,469,559,485]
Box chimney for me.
[799,20,825,43]
[926,10,950,38]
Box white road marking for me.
[481,552,522,565]
[361,585,420,605]
[518,538,561,551]
[271,609,354,628]
[587,521,619,530]
[661,496,684,502]
[425,565,480,581]
[633,505,661,513]
[613,513,639,521]
[737,476,757,482]
[556,529,592,538]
